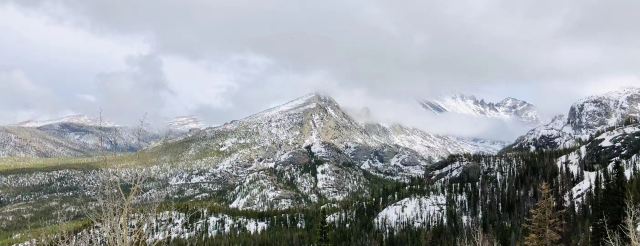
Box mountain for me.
[363,124,505,161]
[15,114,117,128]
[371,122,640,235]
[0,93,505,214]
[507,87,640,151]
[567,87,640,135]
[373,90,640,233]
[167,116,204,132]
[556,123,640,203]
[151,93,489,209]
[0,115,160,158]
[3,92,640,245]
[419,94,540,124]
[0,126,90,158]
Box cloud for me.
[0,70,58,123]
[1,0,639,140]
[93,54,172,125]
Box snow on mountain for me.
[168,116,204,132]
[365,124,506,161]
[145,93,506,210]
[506,115,577,151]
[420,94,540,124]
[16,114,117,128]
[37,122,159,153]
[507,87,640,151]
[556,123,640,204]
[0,93,508,213]
[567,87,640,135]
[0,126,90,158]
[0,116,159,158]
[375,195,447,231]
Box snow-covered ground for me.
[375,195,447,231]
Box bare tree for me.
[604,198,640,246]
[51,114,163,246]
[459,221,495,246]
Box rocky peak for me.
[507,87,640,152]
[420,94,540,124]
[567,87,640,135]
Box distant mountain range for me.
[0,95,505,161]
[419,94,540,124]
[15,115,117,128]
[0,119,159,158]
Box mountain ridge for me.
[507,87,640,151]
[419,94,540,124]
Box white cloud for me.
[0,70,57,123]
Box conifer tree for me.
[524,182,563,246]
[603,161,627,238]
[592,172,606,246]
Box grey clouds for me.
[0,0,639,140]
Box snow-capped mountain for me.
[507,87,640,151]
[0,93,506,219]
[567,87,640,135]
[166,93,505,163]
[420,94,540,124]
[167,116,204,132]
[144,93,506,210]
[16,114,117,128]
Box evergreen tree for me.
[316,208,330,245]
[603,161,627,237]
[591,172,606,246]
[524,182,563,246]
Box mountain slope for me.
[0,92,510,242]
[420,94,540,124]
[0,116,160,158]
[149,93,509,209]
[507,87,640,151]
[0,126,90,158]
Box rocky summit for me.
[506,87,640,152]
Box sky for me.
[0,0,639,140]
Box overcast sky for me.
[1,0,639,140]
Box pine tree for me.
[524,182,563,246]
[603,161,627,238]
[316,208,330,245]
[591,172,606,246]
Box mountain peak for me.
[297,92,338,105]
[509,87,640,151]
[247,93,340,119]
[567,87,640,135]
[498,97,527,106]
